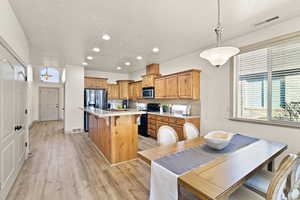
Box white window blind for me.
[234,36,300,124]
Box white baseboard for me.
[64,128,84,134]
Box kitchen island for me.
[85,107,146,165]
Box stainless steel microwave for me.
[143,87,155,99]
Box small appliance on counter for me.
[138,103,160,137]
[171,104,191,116]
[122,100,129,109]
[136,102,147,111]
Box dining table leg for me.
[267,160,275,172]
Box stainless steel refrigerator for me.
[84,89,108,132]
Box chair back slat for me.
[266,154,300,200]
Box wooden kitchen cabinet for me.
[84,77,108,89]
[135,81,142,99]
[166,74,178,98]
[108,84,119,99]
[147,114,200,141]
[169,124,183,141]
[129,82,135,100]
[153,69,200,100]
[178,70,200,100]
[117,80,132,99]
[155,77,166,98]
[88,113,138,164]
[156,121,169,131]
[142,74,160,88]
[147,114,157,138]
[129,81,143,100]
[146,64,160,75]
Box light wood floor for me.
[7,121,196,200]
[138,135,158,151]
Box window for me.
[233,34,300,126]
[40,67,60,83]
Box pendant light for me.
[200,0,240,67]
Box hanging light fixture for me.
[200,0,240,67]
[40,67,53,80]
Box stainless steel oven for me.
[142,87,155,99]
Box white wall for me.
[28,67,65,125]
[64,65,84,133]
[0,0,29,63]
[130,16,300,162]
[85,70,129,83]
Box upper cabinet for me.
[154,77,166,98]
[108,84,119,100]
[165,74,178,98]
[117,80,133,99]
[129,81,143,100]
[136,81,142,99]
[142,63,160,88]
[84,77,108,89]
[146,64,160,75]
[142,74,160,88]
[88,67,200,100]
[178,71,200,99]
[108,81,141,100]
[129,82,135,100]
[154,70,200,100]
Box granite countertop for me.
[82,107,200,119]
[84,107,146,117]
[147,112,200,119]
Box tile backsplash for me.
[129,99,201,115]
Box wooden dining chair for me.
[183,122,200,140]
[229,154,300,200]
[157,125,178,146]
[244,152,300,198]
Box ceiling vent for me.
[254,16,280,27]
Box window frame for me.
[39,67,61,83]
[230,31,300,128]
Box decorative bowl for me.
[204,131,235,150]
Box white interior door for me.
[0,46,27,200]
[39,87,59,121]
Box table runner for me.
[150,134,259,200]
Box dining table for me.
[138,135,287,200]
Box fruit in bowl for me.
[204,130,235,150]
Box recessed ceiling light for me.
[136,56,143,60]
[102,34,111,41]
[92,47,100,52]
[82,62,88,66]
[152,47,160,53]
[86,56,93,60]
[117,66,122,70]
[125,62,131,66]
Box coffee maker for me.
[122,100,129,109]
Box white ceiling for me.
[9,0,300,73]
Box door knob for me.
[14,125,22,131]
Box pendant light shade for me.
[200,46,240,66]
[200,0,239,66]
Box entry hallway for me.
[6,121,194,200]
